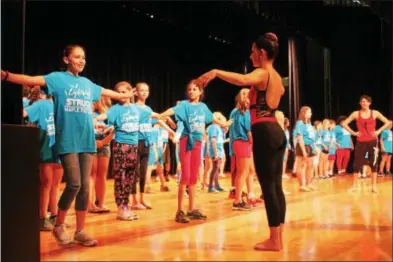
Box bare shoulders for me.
[254,69,282,92]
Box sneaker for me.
[208,186,219,193]
[233,201,251,211]
[40,217,54,231]
[74,230,98,247]
[175,210,190,223]
[187,209,207,220]
[386,172,393,176]
[378,171,384,177]
[52,224,73,245]
[215,186,225,192]
[116,207,138,221]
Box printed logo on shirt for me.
[307,126,315,139]
[46,113,55,136]
[140,123,153,133]
[121,110,139,132]
[189,112,205,133]
[342,128,350,135]
[64,84,93,113]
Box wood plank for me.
[40,174,393,261]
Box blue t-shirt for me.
[106,104,140,145]
[328,131,337,155]
[25,99,56,149]
[295,121,316,146]
[381,129,393,153]
[134,104,158,145]
[44,71,102,154]
[208,124,224,158]
[334,125,352,149]
[160,127,169,144]
[23,98,30,108]
[150,127,164,152]
[321,129,332,148]
[93,111,113,140]
[229,108,251,156]
[229,109,251,142]
[173,100,213,150]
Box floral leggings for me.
[112,142,138,208]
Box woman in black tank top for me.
[197,33,286,252]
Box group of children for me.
[4,44,392,248]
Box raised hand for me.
[196,69,217,88]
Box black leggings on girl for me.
[252,122,286,227]
[132,141,149,194]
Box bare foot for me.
[254,239,281,251]
[371,188,378,193]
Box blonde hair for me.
[114,81,134,103]
[235,88,250,114]
[213,112,226,122]
[275,110,285,129]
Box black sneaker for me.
[175,210,190,223]
[187,209,207,220]
[232,201,251,211]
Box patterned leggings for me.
[112,142,139,208]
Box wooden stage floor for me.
[40,174,392,261]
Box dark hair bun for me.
[264,32,278,42]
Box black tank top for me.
[249,73,276,124]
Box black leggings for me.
[209,158,222,188]
[252,122,287,227]
[58,153,93,211]
[132,140,149,194]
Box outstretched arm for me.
[101,88,136,102]
[160,108,175,118]
[1,70,46,86]
[196,68,267,88]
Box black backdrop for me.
[2,1,291,121]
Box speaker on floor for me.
[1,124,40,262]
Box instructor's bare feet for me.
[254,239,281,251]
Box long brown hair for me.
[28,86,50,106]
[297,106,311,124]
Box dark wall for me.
[329,7,392,120]
[2,1,290,122]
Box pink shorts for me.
[328,154,336,161]
[233,140,252,158]
[179,137,202,185]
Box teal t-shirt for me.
[44,71,102,154]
